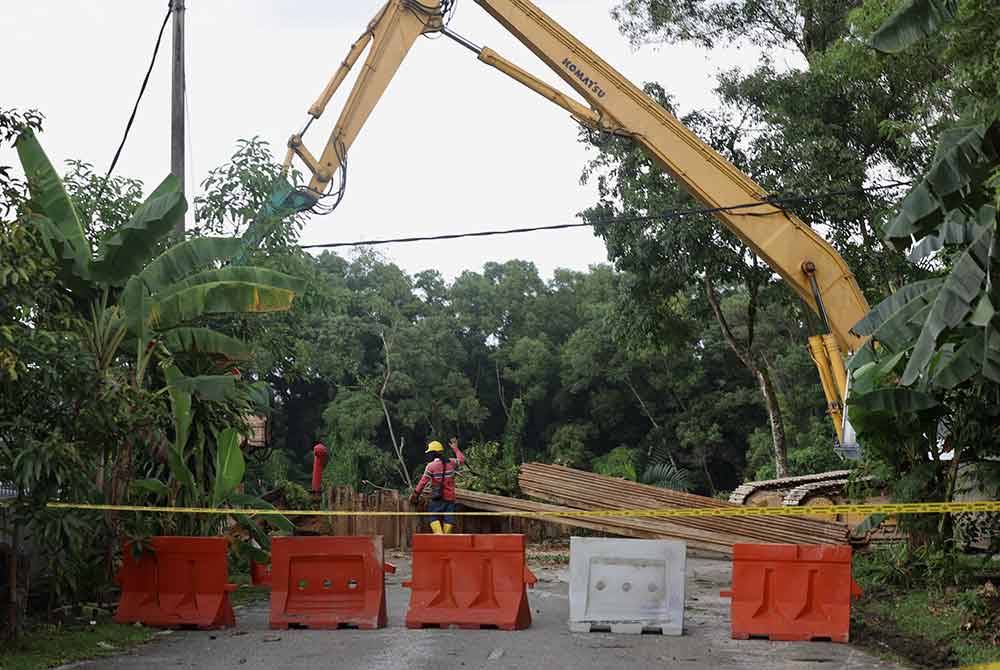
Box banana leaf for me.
[164,365,193,452]
[901,227,993,385]
[165,444,198,499]
[212,428,245,506]
[154,266,306,300]
[245,381,270,412]
[147,282,299,331]
[851,388,940,413]
[167,373,238,402]
[847,341,878,372]
[870,0,957,54]
[15,131,91,278]
[985,328,1000,384]
[970,295,995,327]
[929,330,985,389]
[131,479,170,498]
[852,349,908,395]
[884,123,1000,247]
[120,276,149,345]
[907,206,993,262]
[229,493,295,533]
[851,278,942,348]
[90,175,186,284]
[161,327,253,360]
[138,237,244,294]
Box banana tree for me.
[15,129,306,380]
[849,121,1000,391]
[16,129,306,527]
[844,117,999,539]
[130,367,292,560]
[843,2,1000,542]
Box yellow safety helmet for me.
[425,440,444,453]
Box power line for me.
[102,2,172,184]
[298,180,914,250]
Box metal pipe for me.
[802,261,832,333]
[441,27,483,54]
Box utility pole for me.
[170,0,186,238]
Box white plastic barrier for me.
[568,537,686,635]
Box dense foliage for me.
[1,117,303,636]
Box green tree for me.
[195,137,308,250]
[458,440,519,495]
[592,446,639,480]
[1,110,113,633]
[548,423,596,467]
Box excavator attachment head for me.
[233,179,320,264]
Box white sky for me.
[1,0,759,281]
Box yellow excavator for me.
[278,0,869,473]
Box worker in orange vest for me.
[409,437,465,534]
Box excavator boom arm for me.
[287,0,871,432]
[471,0,868,355]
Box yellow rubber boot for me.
[442,523,454,534]
[429,520,444,534]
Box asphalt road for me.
[74,554,904,670]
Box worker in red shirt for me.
[409,437,464,534]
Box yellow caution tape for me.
[44,500,1000,518]
[958,663,1000,670]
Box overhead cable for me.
[298,179,914,250]
[102,2,172,185]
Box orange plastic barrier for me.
[721,544,862,642]
[404,534,537,630]
[269,536,394,630]
[115,537,236,629]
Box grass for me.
[850,545,1000,668]
[853,585,1000,668]
[527,551,569,565]
[851,544,1000,668]
[0,621,156,670]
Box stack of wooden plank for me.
[515,463,850,555]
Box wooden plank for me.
[457,490,731,554]
[520,477,846,544]
[519,475,844,544]
[519,473,847,545]
[522,463,846,536]
[455,489,733,556]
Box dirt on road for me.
[73,554,905,670]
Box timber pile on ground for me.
[512,463,850,554]
[455,488,680,538]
